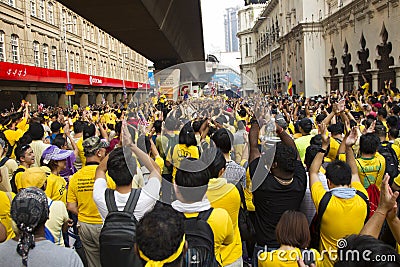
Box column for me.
[127,93,133,103]
[25,93,37,110]
[80,93,89,107]
[96,93,103,105]
[368,69,379,93]
[106,93,114,104]
[350,72,359,92]
[389,66,400,88]
[335,74,344,93]
[116,93,123,104]
[58,94,67,108]
[324,76,331,95]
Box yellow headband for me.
[138,235,185,267]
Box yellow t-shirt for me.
[154,156,164,174]
[206,178,242,265]
[45,198,69,246]
[311,181,368,267]
[166,144,200,178]
[45,173,67,204]
[362,82,370,96]
[356,153,386,189]
[67,165,103,224]
[0,191,15,240]
[326,138,341,162]
[76,137,86,167]
[15,165,27,191]
[295,135,314,163]
[259,248,322,267]
[184,208,234,266]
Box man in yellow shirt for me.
[172,159,234,266]
[202,148,242,266]
[309,125,368,267]
[0,191,15,241]
[295,118,314,163]
[67,136,108,267]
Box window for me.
[33,41,40,66]
[38,0,45,20]
[248,37,252,56]
[85,56,88,73]
[72,16,77,34]
[75,54,80,73]
[93,59,96,75]
[62,10,66,31]
[51,46,57,69]
[43,44,48,68]
[31,0,36,16]
[91,26,94,42]
[0,31,5,62]
[47,2,54,24]
[70,52,74,72]
[67,13,72,32]
[11,35,19,64]
[86,25,90,41]
[89,58,92,75]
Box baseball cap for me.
[83,136,109,155]
[41,145,73,164]
[299,118,313,133]
[275,114,288,129]
[19,166,51,189]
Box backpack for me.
[309,190,369,250]
[100,188,142,267]
[184,208,219,267]
[165,133,179,173]
[236,183,255,242]
[378,142,399,185]
[357,159,381,218]
[10,167,25,194]
[0,157,10,192]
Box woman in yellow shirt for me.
[41,145,74,204]
[258,210,322,267]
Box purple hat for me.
[41,145,73,164]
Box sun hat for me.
[41,145,73,164]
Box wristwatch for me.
[318,148,327,154]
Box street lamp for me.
[64,21,75,108]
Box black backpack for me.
[100,188,142,267]
[184,208,219,267]
[378,142,399,185]
[164,133,179,173]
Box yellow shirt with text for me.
[45,173,67,204]
[356,154,386,189]
[0,191,15,240]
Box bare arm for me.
[249,120,260,164]
[309,124,329,187]
[345,127,361,183]
[67,202,78,216]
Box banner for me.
[156,69,180,101]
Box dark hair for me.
[200,148,226,178]
[378,108,387,119]
[325,160,352,186]
[73,121,84,134]
[115,121,122,135]
[273,142,297,173]
[299,118,312,134]
[83,123,96,140]
[305,145,322,170]
[374,125,387,139]
[387,116,398,129]
[237,120,246,130]
[389,128,399,139]
[359,133,380,154]
[154,120,163,133]
[165,117,177,131]
[210,128,233,154]
[192,121,201,133]
[238,109,246,117]
[276,210,310,249]
[28,122,45,140]
[334,235,400,267]
[175,158,210,202]
[316,113,327,124]
[15,144,31,162]
[107,147,137,186]
[178,125,197,147]
[50,121,62,133]
[40,158,58,172]
[137,135,151,154]
[136,204,185,267]
[52,134,67,148]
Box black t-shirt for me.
[249,157,307,248]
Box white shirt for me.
[93,177,161,221]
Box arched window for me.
[51,46,57,69]
[30,0,36,16]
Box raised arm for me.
[345,127,361,183]
[275,122,299,160]
[309,124,329,187]
[249,119,260,164]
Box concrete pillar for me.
[127,93,133,103]
[336,74,344,93]
[96,94,103,105]
[368,69,379,93]
[25,93,37,110]
[389,66,400,88]
[58,94,67,108]
[106,93,114,104]
[80,93,89,107]
[116,93,123,104]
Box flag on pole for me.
[285,72,293,96]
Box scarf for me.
[171,198,211,213]
[330,187,357,199]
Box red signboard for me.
[0,61,150,90]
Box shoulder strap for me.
[48,200,54,208]
[356,158,373,186]
[197,208,214,221]
[105,188,118,212]
[236,183,248,211]
[123,188,142,214]
[5,192,12,204]
[316,192,333,227]
[355,190,370,223]
[0,157,9,167]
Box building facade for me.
[0,0,149,109]
[225,7,240,52]
[239,0,400,97]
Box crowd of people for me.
[1,82,400,267]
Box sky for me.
[201,0,244,55]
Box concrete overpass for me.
[58,0,205,70]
